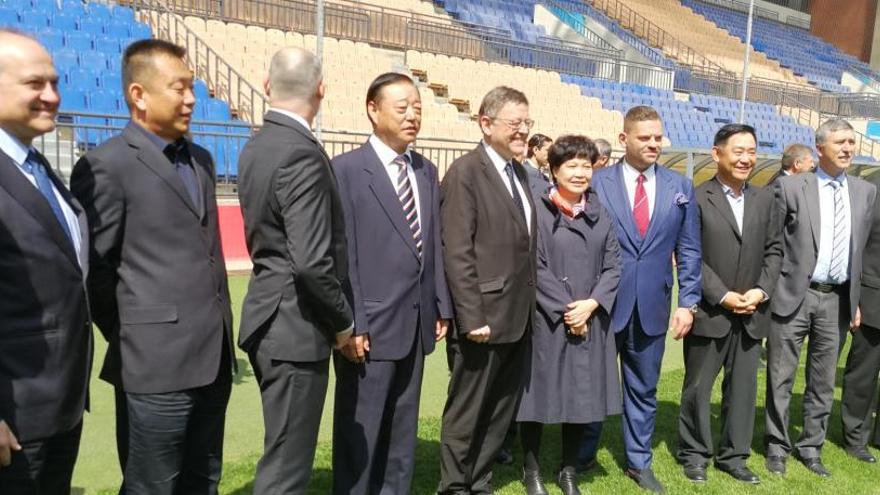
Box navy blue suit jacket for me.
[592,161,701,336]
[333,142,453,361]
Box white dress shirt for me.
[269,107,314,137]
[369,134,422,222]
[621,160,656,220]
[483,141,532,233]
[0,126,82,265]
[719,178,746,234]
[812,167,851,284]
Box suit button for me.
[412,302,419,309]
[528,279,534,287]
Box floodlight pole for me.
[738,0,756,124]
[315,0,325,141]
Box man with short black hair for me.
[71,39,234,494]
[0,29,91,495]
[677,124,781,485]
[438,86,537,495]
[331,72,452,494]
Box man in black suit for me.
[71,40,234,494]
[331,72,452,494]
[237,47,354,494]
[768,143,814,184]
[840,169,880,463]
[438,86,537,495]
[0,29,91,494]
[676,124,781,484]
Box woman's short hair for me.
[548,135,598,173]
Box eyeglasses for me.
[493,118,535,131]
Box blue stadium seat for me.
[53,48,78,71]
[0,8,18,24]
[60,86,88,111]
[130,22,151,39]
[50,13,77,30]
[67,68,98,90]
[78,17,104,35]
[86,2,111,20]
[105,22,130,39]
[65,31,92,51]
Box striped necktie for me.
[394,154,422,257]
[23,150,73,244]
[828,179,846,283]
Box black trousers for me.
[841,324,880,449]
[121,358,232,495]
[438,336,526,495]
[332,332,425,495]
[677,323,761,470]
[250,342,329,495]
[0,422,82,495]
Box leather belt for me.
[809,281,847,293]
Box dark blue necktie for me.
[165,141,200,208]
[504,161,526,222]
[22,150,72,243]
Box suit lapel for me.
[848,176,863,252]
[602,162,640,248]
[363,143,420,260]
[0,150,80,270]
[124,126,201,219]
[803,173,820,251]
[642,166,673,248]
[478,146,528,233]
[741,185,757,242]
[706,178,741,240]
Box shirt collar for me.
[0,126,31,167]
[815,165,847,187]
[716,176,747,198]
[128,121,173,153]
[482,140,511,172]
[369,134,411,166]
[622,159,655,181]
[269,107,314,136]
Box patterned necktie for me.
[395,154,422,257]
[633,173,649,238]
[22,150,72,243]
[504,162,526,222]
[828,179,846,283]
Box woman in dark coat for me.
[517,135,622,495]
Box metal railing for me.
[777,92,880,160]
[126,0,269,124]
[845,63,880,94]
[539,0,621,54]
[764,0,810,14]
[690,0,813,29]
[588,0,733,77]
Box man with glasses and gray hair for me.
[438,86,538,495]
[764,118,876,478]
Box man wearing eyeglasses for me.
[438,86,538,495]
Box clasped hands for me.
[466,299,599,343]
[720,288,766,315]
[339,320,449,363]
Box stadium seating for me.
[682,0,867,93]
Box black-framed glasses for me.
[493,118,535,131]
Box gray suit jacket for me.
[771,171,876,319]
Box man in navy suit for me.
[331,73,453,494]
[0,29,91,494]
[581,106,701,493]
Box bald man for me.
[71,39,234,494]
[237,47,354,494]
[0,29,91,494]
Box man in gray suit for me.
[764,119,876,478]
[237,47,353,494]
[72,39,234,494]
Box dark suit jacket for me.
[858,172,880,329]
[771,171,875,320]
[693,178,782,340]
[440,144,537,343]
[332,142,453,361]
[0,149,91,442]
[71,123,233,394]
[237,111,353,362]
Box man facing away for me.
[581,105,701,494]
[71,39,234,494]
[764,119,876,478]
[677,124,781,485]
[438,86,537,495]
[236,47,354,495]
[331,72,452,494]
[0,29,91,495]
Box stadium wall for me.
[810,0,877,62]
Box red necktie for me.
[633,173,649,237]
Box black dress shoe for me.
[846,447,877,463]
[556,467,581,495]
[496,447,513,465]
[575,458,597,474]
[625,467,666,494]
[716,465,760,484]
[682,464,707,483]
[765,455,786,475]
[795,455,831,478]
[522,469,549,495]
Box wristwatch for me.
[687,304,699,314]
